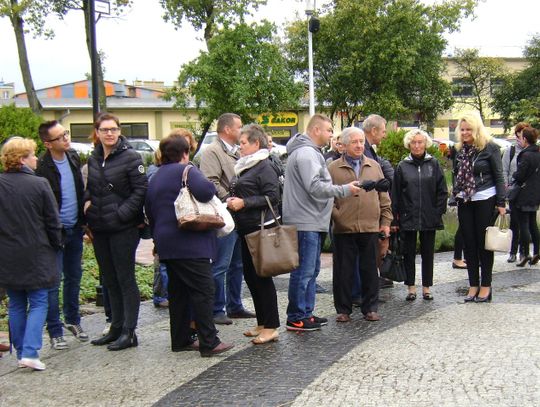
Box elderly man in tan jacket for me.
[328,127,393,323]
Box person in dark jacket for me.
[0,137,62,370]
[227,124,281,344]
[86,113,147,351]
[452,112,506,303]
[145,136,233,357]
[392,129,448,301]
[511,127,540,266]
[36,120,89,350]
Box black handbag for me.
[380,233,407,282]
[505,183,522,202]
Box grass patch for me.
[0,243,153,333]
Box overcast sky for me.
[1,0,539,93]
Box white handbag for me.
[485,214,513,252]
[216,200,235,238]
[174,165,225,231]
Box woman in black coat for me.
[511,127,540,266]
[86,113,147,351]
[392,129,447,301]
[227,124,281,344]
[0,138,62,370]
[452,113,506,303]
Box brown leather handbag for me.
[245,196,299,278]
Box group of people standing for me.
[1,108,538,370]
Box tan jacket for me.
[328,155,393,234]
[199,138,239,201]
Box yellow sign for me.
[258,112,298,127]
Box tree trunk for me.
[83,0,107,111]
[10,1,42,115]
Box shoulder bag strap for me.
[264,196,281,225]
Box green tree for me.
[167,21,303,136]
[160,0,266,44]
[377,129,441,168]
[0,104,43,154]
[492,36,540,129]
[285,0,476,127]
[452,48,506,122]
[0,0,51,114]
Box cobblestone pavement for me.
[0,252,539,407]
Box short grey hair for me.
[403,129,433,150]
[340,127,364,145]
[362,114,386,132]
[240,123,268,149]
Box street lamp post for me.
[306,0,316,117]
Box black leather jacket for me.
[512,144,540,208]
[453,141,505,207]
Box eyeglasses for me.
[98,127,120,135]
[47,130,70,142]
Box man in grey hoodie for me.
[283,114,361,331]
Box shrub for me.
[377,128,442,167]
[0,104,43,152]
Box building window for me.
[490,79,504,97]
[121,123,149,139]
[70,123,94,142]
[452,78,473,97]
[2,91,9,99]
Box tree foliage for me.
[377,128,441,168]
[452,48,506,122]
[491,36,540,129]
[167,21,303,136]
[285,0,477,126]
[0,104,44,154]
[160,0,266,43]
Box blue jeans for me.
[47,226,84,337]
[8,288,49,359]
[212,231,244,316]
[153,262,169,304]
[287,231,322,322]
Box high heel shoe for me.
[475,288,492,303]
[529,254,540,265]
[516,256,532,267]
[464,288,479,302]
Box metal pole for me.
[307,22,315,117]
[89,0,100,120]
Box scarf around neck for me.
[455,143,477,201]
[234,149,269,175]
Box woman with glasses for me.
[511,127,540,267]
[85,113,147,350]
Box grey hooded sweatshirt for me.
[283,133,352,232]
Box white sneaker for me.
[102,323,111,336]
[20,358,46,371]
[17,360,26,368]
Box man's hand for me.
[347,181,362,195]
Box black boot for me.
[107,328,138,351]
[91,326,122,346]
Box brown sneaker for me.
[200,342,234,358]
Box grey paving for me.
[0,252,539,407]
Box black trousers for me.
[458,196,496,287]
[239,232,280,329]
[509,201,521,255]
[92,227,140,330]
[402,230,436,287]
[516,209,540,256]
[453,226,464,261]
[164,259,220,352]
[333,233,379,316]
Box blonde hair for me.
[403,129,433,150]
[455,112,491,151]
[168,128,198,154]
[1,137,37,171]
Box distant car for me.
[491,137,511,154]
[127,139,160,160]
[270,143,287,157]
[193,132,218,165]
[70,142,93,156]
